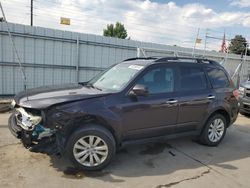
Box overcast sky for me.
[1,0,250,51]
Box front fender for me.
[45,97,123,145]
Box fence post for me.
[137,47,140,57]
[76,36,80,83]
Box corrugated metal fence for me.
[0,23,249,95]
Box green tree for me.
[228,35,249,55]
[103,22,127,39]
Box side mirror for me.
[129,84,149,97]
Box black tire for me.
[240,111,246,116]
[199,114,227,146]
[240,111,250,117]
[66,124,116,171]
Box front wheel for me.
[199,114,227,146]
[66,125,116,171]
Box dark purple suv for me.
[8,57,239,170]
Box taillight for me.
[233,89,239,100]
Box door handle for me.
[207,95,215,100]
[166,100,178,104]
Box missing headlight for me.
[15,108,42,131]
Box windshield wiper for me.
[86,83,102,91]
[78,82,87,86]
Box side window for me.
[179,66,207,91]
[206,67,229,88]
[137,67,174,94]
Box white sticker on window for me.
[128,65,144,70]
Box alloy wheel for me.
[73,135,108,167]
[208,118,225,143]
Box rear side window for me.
[179,66,207,91]
[206,68,229,88]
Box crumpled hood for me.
[14,83,109,109]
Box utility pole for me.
[31,0,33,26]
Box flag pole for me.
[192,28,200,57]
[203,28,208,57]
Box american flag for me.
[220,33,227,53]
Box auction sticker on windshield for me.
[128,65,144,70]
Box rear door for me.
[206,66,238,118]
[176,63,216,132]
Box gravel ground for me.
[0,113,250,188]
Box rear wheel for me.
[66,125,116,171]
[199,114,227,146]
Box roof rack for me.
[155,57,220,66]
[123,57,158,62]
[123,56,221,66]
[155,57,203,62]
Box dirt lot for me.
[0,113,250,188]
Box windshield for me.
[88,63,144,92]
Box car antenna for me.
[0,2,29,101]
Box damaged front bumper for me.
[8,108,61,155]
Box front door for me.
[120,64,179,140]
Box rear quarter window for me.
[206,67,229,88]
